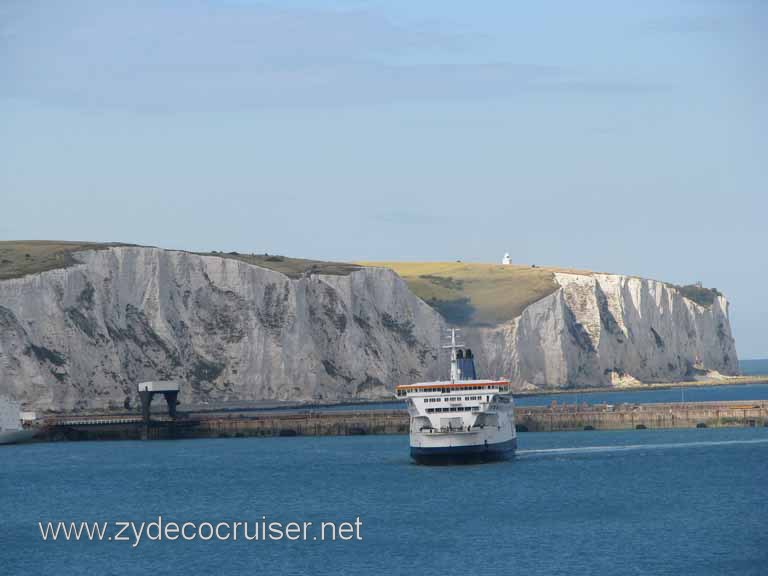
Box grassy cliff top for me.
[0,241,135,281]
[0,242,720,321]
[0,241,360,281]
[357,261,584,325]
[672,283,722,308]
[194,251,361,278]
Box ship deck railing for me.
[420,426,492,434]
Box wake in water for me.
[518,438,768,458]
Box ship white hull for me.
[0,429,36,445]
[410,426,517,464]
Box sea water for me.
[2,427,766,575]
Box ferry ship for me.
[395,329,516,464]
[0,397,36,445]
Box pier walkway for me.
[37,400,768,441]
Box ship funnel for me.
[458,348,477,380]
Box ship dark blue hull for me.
[410,437,517,465]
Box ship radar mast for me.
[442,328,464,383]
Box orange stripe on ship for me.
[396,380,510,391]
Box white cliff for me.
[468,272,738,389]
[0,247,739,411]
[0,247,443,411]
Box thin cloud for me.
[639,16,726,35]
[0,0,667,111]
[373,210,434,226]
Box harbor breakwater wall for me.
[39,400,768,441]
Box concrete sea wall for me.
[39,401,768,442]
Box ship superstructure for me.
[396,329,516,464]
[0,397,36,445]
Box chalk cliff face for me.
[0,247,443,411]
[0,247,738,411]
[468,273,738,389]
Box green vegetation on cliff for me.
[0,242,722,325]
[673,284,722,308]
[357,261,569,326]
[0,241,360,281]
[196,252,360,278]
[0,241,133,281]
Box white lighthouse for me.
[502,253,511,265]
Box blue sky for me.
[1,0,766,357]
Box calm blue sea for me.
[741,359,768,376]
[2,427,767,575]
